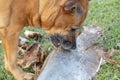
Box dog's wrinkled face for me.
[50,29,82,50]
[41,0,89,50]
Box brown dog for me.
[0,0,89,80]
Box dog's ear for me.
[64,1,83,15]
[64,1,76,13]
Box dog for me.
[0,0,89,80]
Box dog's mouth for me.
[50,34,76,50]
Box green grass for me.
[94,50,120,80]
[85,0,120,49]
[0,0,120,79]
[21,27,52,50]
[0,45,15,80]
[85,0,120,79]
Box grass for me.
[85,0,120,79]
[0,0,120,79]
[85,0,120,49]
[0,45,15,80]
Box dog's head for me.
[41,0,89,50]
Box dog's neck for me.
[25,0,41,27]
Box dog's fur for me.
[0,0,89,80]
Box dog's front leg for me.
[0,26,34,80]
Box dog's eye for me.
[70,28,79,32]
[70,28,76,32]
[70,27,83,32]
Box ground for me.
[0,0,120,80]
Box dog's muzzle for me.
[50,34,76,50]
